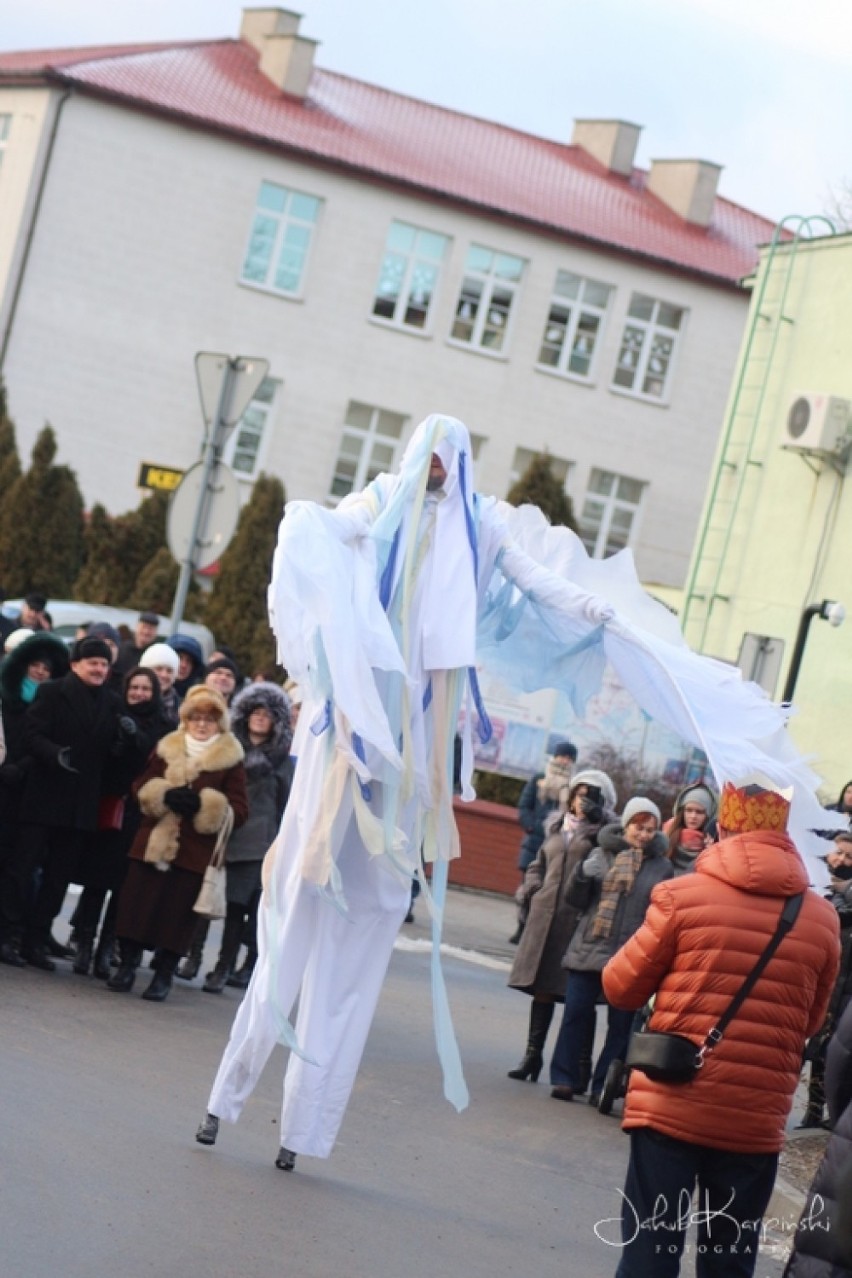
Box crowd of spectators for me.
[0,592,299,1003]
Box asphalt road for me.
[1,889,791,1278]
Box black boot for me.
[203,963,230,994]
[92,929,115,981]
[226,956,255,989]
[204,907,242,994]
[176,919,209,980]
[275,1146,297,1172]
[142,950,178,1002]
[106,939,142,992]
[508,1000,555,1082]
[73,930,95,976]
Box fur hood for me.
[230,681,293,762]
[0,632,69,704]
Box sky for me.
[4,0,852,223]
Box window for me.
[612,293,685,400]
[329,402,407,502]
[450,245,525,353]
[468,433,486,463]
[509,446,570,490]
[372,221,449,330]
[223,378,278,479]
[537,271,612,379]
[0,114,10,170]
[240,181,321,295]
[580,469,645,558]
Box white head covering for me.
[4,627,35,652]
[374,414,479,671]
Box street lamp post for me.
[781,599,846,705]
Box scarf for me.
[185,731,221,760]
[20,675,39,704]
[591,843,643,940]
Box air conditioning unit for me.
[783,393,852,454]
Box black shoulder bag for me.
[625,892,804,1084]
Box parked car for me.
[1,599,215,659]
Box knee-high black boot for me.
[203,906,243,994]
[176,917,209,980]
[508,1000,555,1082]
[106,939,143,993]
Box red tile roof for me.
[0,38,776,286]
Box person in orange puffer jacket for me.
[601,776,841,1278]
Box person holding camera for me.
[601,779,840,1278]
[549,795,673,1106]
[507,769,617,1086]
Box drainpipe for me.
[0,83,72,370]
[781,599,846,705]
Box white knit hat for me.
[621,796,662,827]
[4,627,35,652]
[139,641,180,673]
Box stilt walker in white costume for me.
[196,413,833,1172]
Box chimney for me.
[572,119,642,177]
[646,159,722,228]
[240,7,318,98]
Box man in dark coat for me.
[10,636,130,969]
[115,611,160,676]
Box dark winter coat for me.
[785,1000,852,1276]
[563,823,673,972]
[226,682,294,864]
[0,631,69,768]
[18,672,124,830]
[509,815,604,998]
[516,774,561,872]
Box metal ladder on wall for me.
[681,215,836,653]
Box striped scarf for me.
[591,844,643,940]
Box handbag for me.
[626,891,804,1084]
[97,794,126,832]
[192,803,235,920]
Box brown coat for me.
[508,817,600,999]
[129,729,248,874]
[602,831,841,1153]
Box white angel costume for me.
[207,413,831,1160]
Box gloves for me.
[579,785,603,824]
[118,715,138,737]
[163,786,201,817]
[57,747,79,774]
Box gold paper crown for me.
[719,778,792,833]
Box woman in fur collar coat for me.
[108,685,248,1002]
[202,681,294,994]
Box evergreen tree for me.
[0,378,21,507]
[134,545,203,620]
[73,489,170,606]
[0,425,85,597]
[506,451,579,531]
[73,503,117,602]
[204,474,285,675]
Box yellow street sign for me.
[138,462,185,492]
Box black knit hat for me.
[71,637,112,663]
[552,740,578,761]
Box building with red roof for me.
[0,7,779,591]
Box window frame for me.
[610,292,686,404]
[328,402,407,505]
[0,113,11,170]
[508,446,572,493]
[535,270,613,383]
[222,377,280,482]
[370,220,450,334]
[238,180,322,300]
[447,244,526,357]
[579,468,645,559]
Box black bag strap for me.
[698,892,803,1063]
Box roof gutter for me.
[0,78,72,370]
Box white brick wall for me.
[1,95,749,587]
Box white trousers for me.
[207,817,410,1159]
